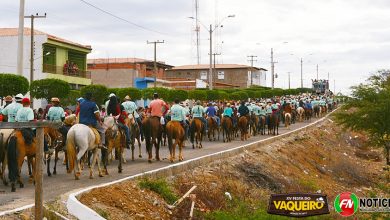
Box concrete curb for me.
[67,112,335,220]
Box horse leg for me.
[47,153,51,177]
[138,138,142,158]
[155,137,161,161]
[179,141,184,161]
[131,139,135,161]
[53,150,58,175]
[96,149,103,177]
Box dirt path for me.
[0,118,318,213]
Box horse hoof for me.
[11,187,15,192]
[99,173,104,177]
[89,176,94,179]
[156,157,161,161]
[139,155,142,158]
[48,173,51,177]
[148,160,152,163]
[118,169,122,173]
[53,171,57,175]
[75,176,80,180]
[20,183,24,188]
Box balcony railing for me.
[43,64,91,79]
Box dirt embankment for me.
[79,118,389,220]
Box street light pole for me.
[247,55,257,86]
[17,0,25,76]
[300,58,303,88]
[288,72,291,89]
[209,24,213,90]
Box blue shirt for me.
[192,105,205,118]
[223,107,233,117]
[170,104,186,121]
[206,106,216,117]
[79,100,99,126]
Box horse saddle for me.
[88,126,101,145]
[20,128,34,146]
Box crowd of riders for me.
[0,92,337,149]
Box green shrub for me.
[0,74,29,97]
[30,78,70,101]
[80,84,108,106]
[138,178,178,204]
[117,87,142,101]
[188,90,207,101]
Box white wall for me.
[0,34,48,108]
[249,70,267,87]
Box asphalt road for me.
[0,117,321,212]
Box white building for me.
[0,28,92,108]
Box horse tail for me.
[7,136,18,182]
[143,119,152,151]
[166,123,174,148]
[66,129,76,173]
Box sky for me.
[1,0,390,94]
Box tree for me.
[117,87,142,101]
[62,90,81,107]
[0,74,29,98]
[80,84,108,106]
[30,78,70,101]
[168,89,188,102]
[206,90,220,101]
[142,87,170,100]
[188,90,207,101]
[218,90,229,100]
[335,70,390,166]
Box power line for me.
[79,0,168,36]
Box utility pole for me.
[247,55,257,86]
[327,72,329,81]
[209,24,213,90]
[25,13,46,84]
[17,0,25,76]
[194,0,200,64]
[316,64,319,80]
[288,72,291,89]
[334,79,336,94]
[271,48,278,89]
[212,53,221,88]
[147,40,164,88]
[300,58,303,88]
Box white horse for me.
[66,124,103,180]
[0,129,13,186]
[297,107,305,122]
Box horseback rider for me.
[106,94,131,148]
[205,102,220,127]
[223,103,235,126]
[149,93,169,120]
[46,97,68,145]
[192,100,207,132]
[79,92,106,149]
[15,98,52,154]
[122,95,143,140]
[238,101,250,118]
[170,99,188,139]
[2,93,23,122]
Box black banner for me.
[267,193,330,218]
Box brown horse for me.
[320,105,327,117]
[142,116,162,163]
[259,115,266,135]
[129,115,142,160]
[250,114,259,136]
[313,105,320,118]
[44,127,66,176]
[102,116,125,174]
[0,129,13,186]
[268,113,279,135]
[166,121,185,162]
[221,116,233,142]
[190,118,204,149]
[7,130,36,192]
[207,117,220,141]
[305,107,313,121]
[238,116,249,141]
